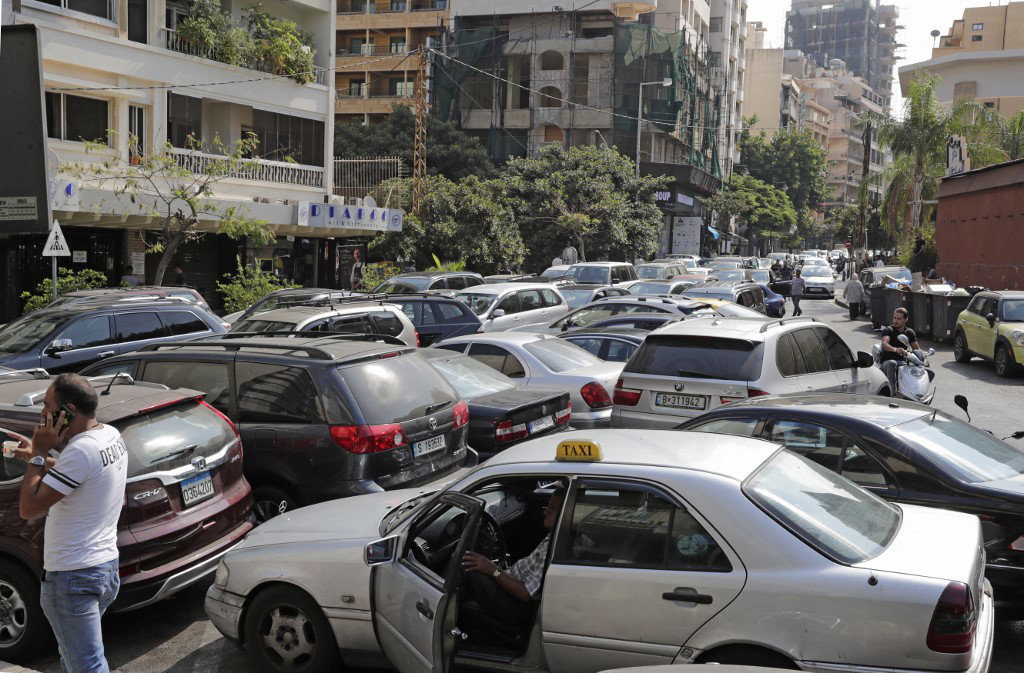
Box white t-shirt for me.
[42,424,128,572]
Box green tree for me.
[825,204,860,243]
[728,175,798,250]
[503,144,667,270]
[20,268,109,314]
[702,188,750,232]
[216,257,299,314]
[334,105,494,181]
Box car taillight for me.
[330,424,405,454]
[747,388,770,397]
[927,581,976,654]
[555,405,571,424]
[495,419,528,443]
[720,397,743,405]
[453,400,470,428]
[613,378,641,406]
[200,400,238,439]
[580,382,612,409]
[415,330,421,347]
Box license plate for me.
[181,470,214,508]
[654,393,708,411]
[413,434,446,458]
[529,415,554,434]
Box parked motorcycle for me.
[872,334,936,404]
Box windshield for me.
[376,277,431,292]
[626,334,763,380]
[750,270,771,283]
[428,354,516,398]
[1002,300,1024,322]
[744,450,901,564]
[524,339,602,372]
[636,266,668,279]
[566,266,611,284]
[0,315,65,353]
[710,262,741,270]
[455,292,496,316]
[631,282,673,295]
[232,319,294,333]
[382,492,435,534]
[880,268,912,283]
[541,267,567,278]
[560,289,596,309]
[715,270,746,281]
[801,267,833,278]
[892,414,1024,483]
[558,304,618,329]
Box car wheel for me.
[697,644,798,669]
[995,344,1018,378]
[0,561,52,661]
[953,331,972,363]
[244,585,340,673]
[253,486,298,524]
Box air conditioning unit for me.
[328,195,344,205]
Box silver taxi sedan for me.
[205,430,994,673]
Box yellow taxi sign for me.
[556,439,603,462]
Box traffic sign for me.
[42,220,70,257]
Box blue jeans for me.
[40,559,120,673]
[791,294,803,315]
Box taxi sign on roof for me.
[556,439,602,462]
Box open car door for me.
[372,492,485,673]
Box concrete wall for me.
[743,47,782,137]
[451,0,653,18]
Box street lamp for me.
[636,77,673,178]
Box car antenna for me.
[101,372,125,396]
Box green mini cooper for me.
[954,290,1024,377]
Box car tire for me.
[244,585,340,673]
[252,486,298,524]
[995,344,1018,378]
[953,331,972,363]
[697,644,798,669]
[0,560,52,662]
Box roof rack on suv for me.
[271,293,392,310]
[12,374,170,407]
[758,316,819,333]
[0,368,51,380]
[141,332,408,359]
[594,295,677,306]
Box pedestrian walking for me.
[843,274,865,320]
[120,265,141,287]
[12,374,128,673]
[172,264,187,286]
[350,249,364,290]
[790,268,806,316]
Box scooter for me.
[872,333,937,404]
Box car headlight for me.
[1012,330,1024,347]
[214,561,230,588]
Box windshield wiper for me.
[425,401,450,414]
[677,369,715,379]
[149,444,197,465]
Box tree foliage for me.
[20,268,109,314]
[216,257,299,314]
[334,106,495,182]
[727,175,798,244]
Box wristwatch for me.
[28,456,46,467]
[491,568,502,579]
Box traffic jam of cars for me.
[0,251,1019,673]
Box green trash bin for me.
[932,294,972,342]
[910,292,933,338]
[884,287,909,326]
[869,285,887,328]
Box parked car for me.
[558,284,631,310]
[454,283,570,333]
[629,278,699,296]
[707,261,742,273]
[611,316,886,429]
[709,269,754,283]
[0,371,252,660]
[80,333,475,522]
[563,262,637,286]
[222,287,355,325]
[206,430,993,673]
[679,281,767,314]
[383,293,483,346]
[46,286,212,312]
[418,349,570,457]
[758,283,786,318]
[513,296,714,336]
[954,290,1024,377]
[560,326,647,362]
[0,300,227,374]
[540,265,571,278]
[373,271,484,294]
[677,392,1024,613]
[634,262,687,280]
[433,332,621,428]
[800,265,837,298]
[861,265,913,288]
[230,299,418,347]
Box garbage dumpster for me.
[910,292,933,338]
[932,295,972,342]
[869,285,887,328]
[885,288,909,325]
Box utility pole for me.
[857,121,872,271]
[412,46,428,217]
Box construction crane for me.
[412,47,428,216]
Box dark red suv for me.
[0,370,253,661]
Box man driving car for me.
[879,307,921,396]
[461,488,564,626]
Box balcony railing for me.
[170,148,325,188]
[336,87,414,100]
[337,45,407,56]
[337,0,446,12]
[162,28,327,86]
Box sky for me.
[745,0,1003,115]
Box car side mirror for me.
[364,536,398,566]
[47,338,73,354]
[855,351,874,368]
[491,308,505,319]
[986,312,996,326]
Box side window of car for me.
[57,315,114,349]
[564,337,604,358]
[541,289,562,308]
[752,287,765,308]
[555,480,731,571]
[496,293,521,315]
[688,417,760,437]
[982,298,998,319]
[967,296,986,315]
[370,311,405,337]
[791,328,830,374]
[435,302,466,322]
[467,343,526,378]
[447,276,467,290]
[464,276,483,287]
[160,311,209,335]
[115,312,167,342]
[817,327,854,370]
[840,444,891,488]
[604,339,636,362]
[235,363,325,423]
[327,314,373,334]
[767,420,844,471]
[775,333,807,377]
[428,280,445,290]
[85,360,138,379]
[142,360,233,413]
[398,301,419,324]
[434,342,469,354]
[518,289,544,312]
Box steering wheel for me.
[474,512,507,563]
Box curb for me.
[0,662,43,673]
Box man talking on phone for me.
[10,374,127,673]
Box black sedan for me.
[559,326,647,362]
[676,393,1024,614]
[418,349,570,458]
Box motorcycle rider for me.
[879,307,921,397]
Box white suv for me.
[230,300,419,346]
[454,283,570,332]
[611,316,887,429]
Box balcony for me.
[337,0,446,12]
[171,148,324,188]
[336,44,407,56]
[336,85,414,100]
[161,28,327,86]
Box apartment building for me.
[708,0,746,179]
[335,0,448,124]
[899,2,1024,117]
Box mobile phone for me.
[51,405,75,426]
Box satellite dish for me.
[930,30,941,38]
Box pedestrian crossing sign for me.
[42,220,70,257]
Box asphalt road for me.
[16,296,1024,672]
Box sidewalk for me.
[0,662,42,673]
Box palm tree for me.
[992,109,1024,161]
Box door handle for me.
[841,382,849,390]
[662,589,713,605]
[416,598,434,620]
[99,351,116,358]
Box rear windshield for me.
[714,270,746,281]
[630,282,672,295]
[117,402,235,478]
[428,354,516,398]
[560,289,595,307]
[376,277,431,292]
[892,415,1024,483]
[565,266,610,284]
[455,292,496,316]
[636,266,667,279]
[523,339,602,372]
[744,450,901,564]
[232,319,293,333]
[801,267,832,278]
[340,354,458,424]
[626,335,763,381]
[683,288,732,301]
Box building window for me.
[167,93,202,149]
[540,51,564,71]
[349,37,371,54]
[709,16,722,33]
[972,22,984,30]
[252,109,325,166]
[45,92,109,144]
[129,105,145,157]
[35,0,111,20]
[348,79,366,96]
[984,101,995,109]
[388,78,413,97]
[538,86,562,108]
[389,37,406,53]
[971,35,982,42]
[543,124,563,143]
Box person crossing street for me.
[790,268,806,317]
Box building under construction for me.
[785,0,900,113]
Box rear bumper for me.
[569,408,612,429]
[205,585,246,642]
[612,408,696,429]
